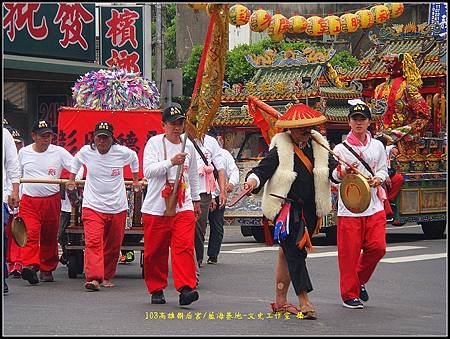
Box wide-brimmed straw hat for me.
[275,103,327,129]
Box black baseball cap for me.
[348,103,371,120]
[162,104,186,123]
[93,121,114,137]
[32,119,54,134]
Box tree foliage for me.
[329,50,358,71]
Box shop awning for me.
[3,54,107,75]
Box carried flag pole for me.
[164,4,229,216]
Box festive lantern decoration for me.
[268,31,285,43]
[340,13,360,33]
[355,9,375,29]
[268,13,290,36]
[188,3,207,11]
[250,9,272,32]
[288,15,308,33]
[384,3,404,19]
[371,4,390,24]
[229,4,250,26]
[324,15,342,35]
[305,16,327,36]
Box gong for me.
[340,173,371,213]
[11,216,27,247]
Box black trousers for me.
[279,219,313,295]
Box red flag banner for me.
[247,96,282,145]
[57,107,163,179]
[185,4,229,140]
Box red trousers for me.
[18,193,61,271]
[6,215,22,269]
[337,210,386,301]
[387,173,404,202]
[82,208,126,282]
[142,211,196,294]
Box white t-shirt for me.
[71,144,139,214]
[191,134,225,194]
[332,138,388,217]
[141,134,200,216]
[213,148,239,197]
[3,128,21,203]
[18,144,73,197]
[61,166,85,213]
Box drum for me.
[340,173,371,213]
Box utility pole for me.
[155,3,163,96]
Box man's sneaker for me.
[39,271,54,282]
[118,255,127,264]
[21,266,39,285]
[207,257,218,265]
[151,290,166,304]
[343,298,364,309]
[359,285,369,302]
[179,286,199,306]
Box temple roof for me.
[342,22,447,81]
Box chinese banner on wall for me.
[428,3,448,37]
[57,108,163,178]
[100,6,144,73]
[2,3,96,61]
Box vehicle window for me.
[237,132,268,160]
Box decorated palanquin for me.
[341,22,447,236]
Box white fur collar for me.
[261,130,331,220]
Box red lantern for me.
[305,16,327,36]
[288,15,308,34]
[384,3,404,19]
[229,4,250,26]
[324,15,342,35]
[356,9,375,29]
[371,5,390,24]
[340,13,360,33]
[249,9,272,32]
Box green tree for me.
[164,4,177,68]
[329,50,358,71]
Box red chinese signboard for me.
[57,107,163,179]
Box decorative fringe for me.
[296,226,314,253]
[262,217,274,246]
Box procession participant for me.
[374,52,430,153]
[191,126,226,268]
[58,166,84,266]
[141,104,201,306]
[18,120,73,284]
[243,104,334,319]
[331,102,388,309]
[66,121,140,291]
[3,125,21,293]
[5,127,25,278]
[206,127,239,265]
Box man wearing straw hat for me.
[3,122,21,293]
[18,119,74,285]
[331,101,388,309]
[243,104,335,319]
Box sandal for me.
[84,280,100,291]
[299,305,317,320]
[270,303,301,315]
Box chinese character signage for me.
[57,108,163,178]
[2,3,96,61]
[100,6,144,73]
[428,3,447,37]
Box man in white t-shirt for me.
[18,120,74,285]
[206,128,239,265]
[67,121,141,291]
[3,125,21,294]
[141,104,201,306]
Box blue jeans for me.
[207,197,225,258]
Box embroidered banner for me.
[185,4,229,140]
[57,107,163,178]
